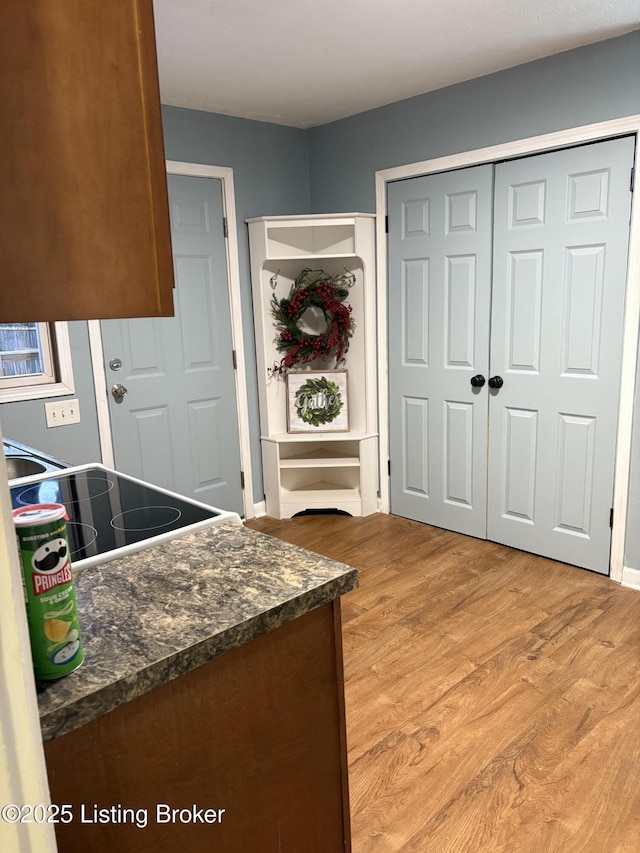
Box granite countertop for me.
[38,519,358,742]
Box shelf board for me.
[282,482,361,501]
[280,449,360,468]
[266,432,376,443]
[265,253,358,261]
[246,214,374,224]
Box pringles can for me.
[13,503,84,679]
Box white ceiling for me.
[153,0,639,129]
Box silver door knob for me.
[111,383,128,403]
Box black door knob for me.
[488,375,504,389]
[470,374,486,387]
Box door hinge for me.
[610,507,614,528]
[240,470,245,489]
[631,168,635,193]
[385,215,389,233]
[232,349,237,369]
[223,217,229,238]
[388,459,391,476]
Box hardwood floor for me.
[246,513,640,852]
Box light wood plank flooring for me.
[246,513,640,853]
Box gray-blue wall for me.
[0,322,101,464]
[308,32,640,213]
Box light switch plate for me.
[45,399,81,428]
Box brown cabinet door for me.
[45,603,352,853]
[0,0,174,322]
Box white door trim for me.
[376,115,640,583]
[88,320,115,469]
[89,162,255,519]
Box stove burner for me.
[110,505,182,532]
[65,521,99,559]
[14,475,115,507]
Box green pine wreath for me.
[270,268,355,373]
[294,376,343,426]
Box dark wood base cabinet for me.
[45,602,351,853]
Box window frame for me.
[0,322,75,402]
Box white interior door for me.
[101,174,243,513]
[388,136,634,574]
[387,164,493,537]
[487,137,635,573]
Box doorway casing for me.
[375,115,640,585]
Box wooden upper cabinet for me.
[0,0,175,322]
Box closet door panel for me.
[388,166,493,536]
[487,137,634,574]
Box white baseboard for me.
[252,501,267,518]
[622,565,640,590]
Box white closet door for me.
[387,165,493,537]
[487,137,635,573]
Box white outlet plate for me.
[45,399,81,428]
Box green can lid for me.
[13,503,69,526]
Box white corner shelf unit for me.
[248,213,378,519]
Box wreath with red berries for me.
[270,268,355,373]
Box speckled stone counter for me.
[38,518,358,742]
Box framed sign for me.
[286,370,349,433]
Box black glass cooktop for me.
[10,465,231,570]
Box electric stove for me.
[9,464,241,571]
